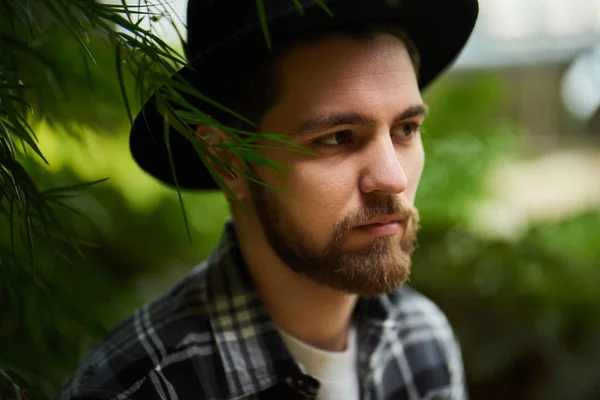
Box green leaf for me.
[115,43,133,124]
[292,0,306,16]
[159,96,192,243]
[256,0,271,50]
[315,0,334,17]
[40,177,109,198]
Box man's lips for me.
[354,214,407,237]
[356,214,407,227]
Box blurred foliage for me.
[1,1,186,396]
[0,0,301,397]
[414,77,600,399]
[1,2,600,400]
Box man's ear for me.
[195,124,248,201]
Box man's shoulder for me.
[57,262,222,400]
[368,286,466,399]
[380,285,461,364]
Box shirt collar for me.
[204,219,304,398]
[203,218,397,398]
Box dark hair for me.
[211,21,421,132]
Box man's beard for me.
[249,182,420,297]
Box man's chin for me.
[304,257,412,298]
[340,234,400,253]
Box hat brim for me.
[130,0,478,190]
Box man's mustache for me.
[346,196,414,227]
[331,196,417,244]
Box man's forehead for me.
[258,32,423,134]
[277,33,416,83]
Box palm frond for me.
[1,2,338,395]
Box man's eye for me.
[314,130,353,146]
[396,122,421,139]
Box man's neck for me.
[235,224,358,352]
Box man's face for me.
[242,33,426,297]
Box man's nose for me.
[358,136,408,196]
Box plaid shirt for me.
[58,220,467,400]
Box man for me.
[58,0,478,399]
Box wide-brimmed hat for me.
[130,0,479,190]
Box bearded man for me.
[59,0,479,399]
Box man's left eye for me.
[397,123,421,139]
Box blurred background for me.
[1,0,599,399]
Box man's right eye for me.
[314,131,353,146]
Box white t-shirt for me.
[277,326,360,400]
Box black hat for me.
[129,0,479,190]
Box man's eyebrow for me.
[292,104,429,135]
